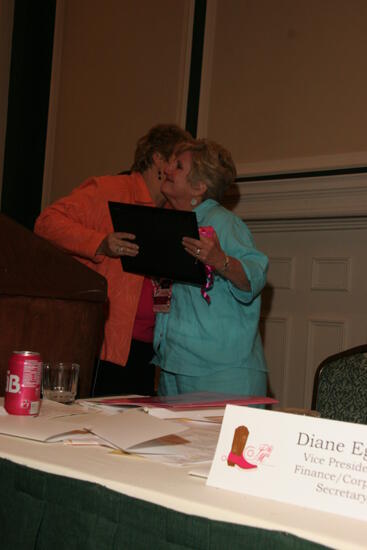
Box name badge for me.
[207,405,367,521]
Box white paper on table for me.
[0,414,88,442]
[129,420,221,466]
[50,432,107,446]
[77,399,142,415]
[0,407,188,451]
[147,407,224,423]
[45,409,187,450]
[1,398,89,420]
[38,400,88,418]
[188,463,212,478]
[86,409,188,450]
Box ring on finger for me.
[119,246,124,254]
[196,247,201,256]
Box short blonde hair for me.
[131,124,192,173]
[175,139,236,202]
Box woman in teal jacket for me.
[153,139,269,396]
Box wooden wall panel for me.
[253,223,367,409]
[199,0,367,176]
[42,0,194,206]
[260,316,290,404]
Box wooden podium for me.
[0,213,107,397]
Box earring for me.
[190,198,198,206]
[158,169,162,181]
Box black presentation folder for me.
[108,202,207,285]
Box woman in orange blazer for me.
[35,124,191,396]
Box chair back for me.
[312,345,367,424]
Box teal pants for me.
[158,366,267,397]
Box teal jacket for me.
[153,199,268,376]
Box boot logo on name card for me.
[225,425,273,470]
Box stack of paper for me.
[94,392,277,410]
[0,401,187,452]
[0,392,278,467]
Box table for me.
[0,434,366,549]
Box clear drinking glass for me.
[42,362,80,404]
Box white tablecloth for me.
[0,433,366,549]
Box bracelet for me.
[220,254,230,273]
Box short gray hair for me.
[175,139,236,202]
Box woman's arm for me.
[182,234,250,291]
[34,178,108,260]
[213,252,250,291]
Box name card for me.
[207,405,367,521]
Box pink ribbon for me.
[199,226,215,305]
[201,264,214,304]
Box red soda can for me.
[4,351,42,415]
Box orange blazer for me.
[34,173,155,367]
